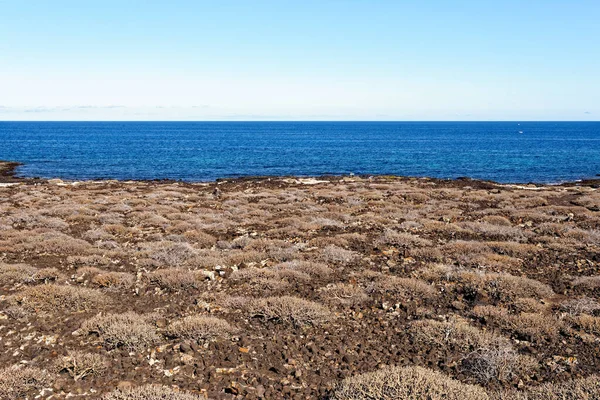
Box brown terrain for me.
[0,161,600,399]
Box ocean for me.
[0,121,599,183]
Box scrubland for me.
[0,173,599,399]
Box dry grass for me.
[167,315,236,341]
[331,365,489,400]
[0,365,55,398]
[8,284,109,314]
[102,384,205,400]
[81,312,161,351]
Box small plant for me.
[331,365,489,400]
[146,268,200,291]
[230,295,331,327]
[0,365,55,398]
[9,284,109,314]
[81,312,161,351]
[54,350,109,381]
[167,315,236,341]
[102,384,205,400]
[319,283,369,306]
[92,271,135,289]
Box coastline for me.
[2,159,599,188]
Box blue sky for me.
[0,1,598,120]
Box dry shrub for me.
[275,260,333,278]
[92,272,135,289]
[369,276,438,301]
[31,267,61,283]
[473,305,560,342]
[572,275,600,290]
[319,283,369,306]
[497,375,600,400]
[486,241,541,258]
[0,365,55,398]
[461,347,538,384]
[147,268,201,291]
[167,315,236,341]
[9,284,108,314]
[408,318,509,352]
[0,263,39,285]
[68,255,113,267]
[231,296,331,327]
[54,350,109,381]
[331,365,489,400]
[484,274,554,302]
[102,384,204,400]
[182,230,217,248]
[81,312,160,351]
[408,246,443,261]
[418,266,553,303]
[378,229,433,247]
[481,215,512,226]
[140,241,197,266]
[560,297,600,316]
[570,315,600,335]
[513,298,548,314]
[322,245,359,264]
[459,221,528,241]
[230,265,311,292]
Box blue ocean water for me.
[0,121,599,183]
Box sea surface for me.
[0,121,599,183]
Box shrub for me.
[378,229,433,247]
[461,347,538,384]
[0,263,39,285]
[571,315,600,335]
[473,305,560,342]
[0,365,55,398]
[81,312,161,351]
[572,275,600,290]
[319,283,369,306]
[92,272,135,289]
[54,350,109,381]
[369,276,438,301]
[560,297,600,316]
[102,384,204,400]
[9,284,108,314]
[322,245,359,264]
[231,296,331,327]
[146,268,200,291]
[331,365,489,400]
[408,318,509,352]
[274,260,333,278]
[140,241,197,266]
[497,375,600,400]
[167,315,236,341]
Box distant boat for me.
[518,130,524,134]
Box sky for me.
[0,1,599,121]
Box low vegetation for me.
[0,175,599,398]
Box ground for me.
[0,163,599,399]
